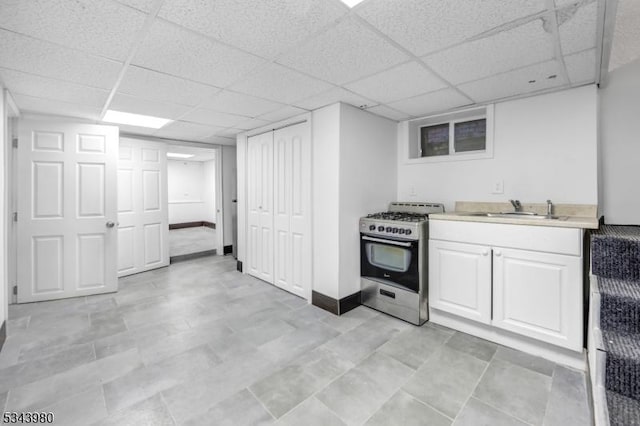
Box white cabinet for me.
[246,122,311,299]
[429,220,584,352]
[429,240,492,324]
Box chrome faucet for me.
[547,199,553,216]
[509,199,522,212]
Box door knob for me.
[495,250,502,257]
[106,221,115,228]
[482,249,489,256]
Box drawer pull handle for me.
[380,289,396,299]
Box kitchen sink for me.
[465,212,568,220]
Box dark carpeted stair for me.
[591,225,640,425]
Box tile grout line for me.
[246,386,278,421]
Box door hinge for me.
[12,138,18,148]
[13,212,17,222]
[13,285,17,296]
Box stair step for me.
[592,225,640,281]
[607,390,640,426]
[600,277,640,334]
[603,330,640,400]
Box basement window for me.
[406,105,494,163]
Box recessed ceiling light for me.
[102,110,172,129]
[340,0,365,8]
[167,152,194,159]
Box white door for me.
[247,132,274,283]
[492,247,582,351]
[273,123,311,299]
[429,239,492,324]
[117,138,169,277]
[17,120,118,302]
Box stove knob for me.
[392,227,399,233]
[369,224,376,231]
[385,227,392,232]
[398,229,405,234]
[405,229,412,235]
[378,226,384,231]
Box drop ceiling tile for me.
[210,128,242,138]
[113,123,159,136]
[558,1,598,55]
[230,63,333,104]
[608,0,640,71]
[294,88,377,111]
[113,0,156,13]
[388,88,473,117]
[277,17,409,85]
[0,29,122,90]
[0,0,147,61]
[159,0,347,59]
[458,60,567,103]
[12,93,102,120]
[234,117,271,131]
[118,66,221,107]
[565,49,597,84]
[154,121,223,141]
[0,68,109,107]
[423,20,555,85]
[257,106,308,123]
[110,93,192,119]
[365,105,412,121]
[179,108,248,128]
[133,19,266,87]
[357,0,546,56]
[198,135,236,145]
[199,91,284,118]
[345,61,448,103]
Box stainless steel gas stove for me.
[359,202,445,325]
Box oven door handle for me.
[362,236,413,247]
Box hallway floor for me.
[169,226,217,257]
[0,257,591,425]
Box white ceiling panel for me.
[424,20,555,85]
[558,1,598,55]
[365,105,412,122]
[234,117,271,131]
[179,108,248,128]
[197,134,236,145]
[0,0,147,61]
[458,60,567,103]
[153,120,223,141]
[199,91,284,118]
[132,19,266,88]
[357,0,546,56]
[230,63,333,104]
[114,123,159,136]
[159,0,347,59]
[0,29,122,90]
[565,49,597,84]
[118,66,221,107]
[277,17,409,85]
[12,93,102,120]
[345,61,447,103]
[257,106,308,123]
[113,0,156,13]
[388,88,473,117]
[0,68,109,107]
[210,128,242,138]
[609,0,640,71]
[110,93,192,119]
[294,87,377,111]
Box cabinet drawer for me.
[429,220,582,256]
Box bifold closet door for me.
[273,123,311,299]
[247,131,274,283]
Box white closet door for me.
[247,132,274,283]
[273,123,311,299]
[17,120,118,302]
[117,139,169,277]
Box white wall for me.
[599,58,640,225]
[1,88,7,330]
[221,146,236,247]
[397,85,599,212]
[338,104,397,298]
[167,159,216,224]
[202,160,216,224]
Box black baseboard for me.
[0,321,6,354]
[170,249,216,263]
[237,261,243,272]
[169,221,216,230]
[223,245,233,255]
[312,290,361,316]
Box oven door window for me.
[366,243,411,272]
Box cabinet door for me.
[492,247,582,351]
[429,240,492,324]
[247,132,274,284]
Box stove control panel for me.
[359,219,421,240]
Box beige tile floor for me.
[0,256,592,425]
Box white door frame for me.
[4,96,19,305]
